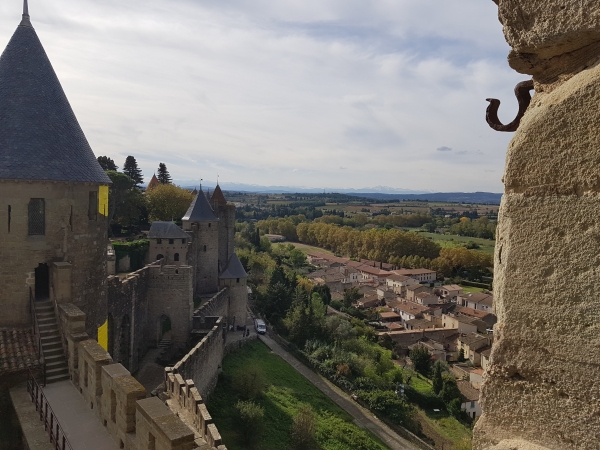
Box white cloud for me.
[0,0,522,192]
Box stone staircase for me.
[34,299,70,383]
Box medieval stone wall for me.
[192,289,228,329]
[219,278,248,330]
[187,221,219,295]
[106,262,193,372]
[0,181,107,337]
[172,319,225,399]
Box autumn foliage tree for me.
[145,184,193,222]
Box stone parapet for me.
[136,397,195,450]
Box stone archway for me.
[157,314,172,344]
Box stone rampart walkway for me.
[258,334,419,450]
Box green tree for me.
[457,348,466,362]
[432,360,444,394]
[122,155,144,185]
[232,367,266,400]
[440,377,462,404]
[311,284,331,306]
[145,183,194,221]
[235,400,264,447]
[97,156,117,171]
[106,171,145,234]
[409,345,432,376]
[157,162,172,184]
[343,287,361,307]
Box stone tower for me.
[219,253,248,330]
[182,189,219,295]
[0,3,111,339]
[474,2,600,449]
[209,184,236,274]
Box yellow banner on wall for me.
[98,318,108,351]
[99,185,109,216]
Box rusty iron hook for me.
[486,80,534,132]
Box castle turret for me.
[210,184,236,274]
[219,253,248,329]
[0,3,111,340]
[182,190,219,295]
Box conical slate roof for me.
[220,253,247,279]
[210,184,227,207]
[182,189,218,222]
[147,174,160,191]
[0,13,110,183]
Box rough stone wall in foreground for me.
[474,2,600,449]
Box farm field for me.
[208,340,388,450]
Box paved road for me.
[258,334,419,450]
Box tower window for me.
[208,223,211,228]
[28,199,45,235]
[88,191,97,220]
[203,245,207,252]
[174,253,179,261]
[236,278,240,283]
[182,239,186,244]
[157,239,162,244]
[169,239,174,244]
[7,205,10,233]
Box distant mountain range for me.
[346,192,503,204]
[170,180,502,204]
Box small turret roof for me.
[148,222,189,239]
[182,190,218,222]
[0,7,110,184]
[210,184,227,207]
[220,253,248,279]
[147,174,160,191]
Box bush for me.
[235,400,265,447]
[409,345,432,376]
[356,390,421,434]
[232,367,266,400]
[404,385,445,410]
[291,405,317,450]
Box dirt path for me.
[258,334,419,450]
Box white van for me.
[254,319,266,335]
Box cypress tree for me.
[123,156,143,185]
[157,162,172,184]
[97,156,117,171]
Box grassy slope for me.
[208,340,387,450]
[406,231,495,255]
[275,242,334,255]
[405,370,473,449]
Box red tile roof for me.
[0,328,41,375]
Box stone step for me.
[44,353,66,363]
[39,328,59,338]
[38,322,58,330]
[43,346,64,357]
[35,304,53,313]
[46,373,70,384]
[46,365,68,377]
[46,359,67,370]
[37,316,56,324]
[40,335,61,345]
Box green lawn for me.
[208,340,388,450]
[274,242,334,256]
[460,285,487,293]
[407,231,495,255]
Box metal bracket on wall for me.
[486,80,535,132]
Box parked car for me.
[254,318,266,334]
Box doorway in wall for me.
[157,314,172,343]
[34,263,49,300]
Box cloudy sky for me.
[0,0,524,192]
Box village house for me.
[442,313,480,334]
[458,292,494,313]
[440,284,463,301]
[393,268,437,283]
[405,318,437,331]
[147,221,189,266]
[386,300,429,327]
[406,284,432,302]
[356,293,381,309]
[414,291,440,306]
[454,306,497,330]
[386,274,419,295]
[457,380,482,419]
[457,333,492,366]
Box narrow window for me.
[157,238,162,244]
[148,433,156,450]
[69,206,73,231]
[182,238,186,244]
[203,245,207,252]
[174,253,179,261]
[236,278,240,283]
[88,191,98,220]
[7,205,10,233]
[208,223,211,228]
[169,239,174,244]
[28,199,45,235]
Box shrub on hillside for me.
[291,405,317,450]
[232,367,266,400]
[235,400,265,447]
